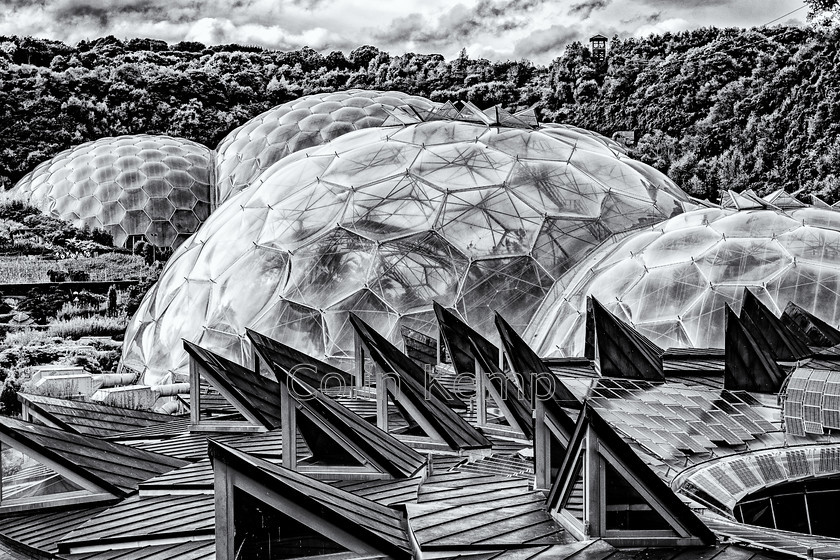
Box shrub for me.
[55,301,100,321]
[47,269,67,282]
[67,269,90,281]
[123,275,157,316]
[107,285,117,316]
[69,352,102,373]
[2,328,50,348]
[15,345,60,367]
[0,367,24,415]
[0,201,40,223]
[45,315,127,339]
[17,288,69,323]
[91,227,113,247]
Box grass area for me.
[0,253,152,283]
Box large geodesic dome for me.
[525,202,840,357]
[121,105,693,385]
[214,89,437,204]
[8,135,214,248]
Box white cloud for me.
[0,0,807,61]
[634,17,691,37]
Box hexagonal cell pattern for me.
[9,135,214,248]
[214,89,437,204]
[122,116,692,385]
[525,205,840,357]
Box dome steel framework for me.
[8,135,214,249]
[121,102,691,385]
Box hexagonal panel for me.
[437,187,543,258]
[458,256,555,337]
[8,134,214,249]
[100,201,127,226]
[144,198,176,221]
[368,232,469,312]
[283,229,377,309]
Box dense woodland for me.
[1,25,840,202]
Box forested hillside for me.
[2,25,839,202]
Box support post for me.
[354,331,365,389]
[214,461,235,560]
[280,377,296,469]
[534,399,549,490]
[376,369,389,432]
[584,428,602,537]
[475,357,486,427]
[189,357,200,427]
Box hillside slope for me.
[1,26,838,202]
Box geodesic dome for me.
[8,135,214,248]
[525,203,840,357]
[121,107,693,385]
[214,89,437,204]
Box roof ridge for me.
[589,296,664,381]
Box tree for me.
[143,243,155,266]
[805,0,840,17]
[107,284,118,317]
[348,45,381,70]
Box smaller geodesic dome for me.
[8,135,214,249]
[214,89,437,204]
[121,102,694,385]
[525,196,840,357]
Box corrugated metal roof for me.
[408,490,567,549]
[295,385,427,477]
[0,418,187,496]
[123,432,211,461]
[0,542,27,560]
[332,477,422,506]
[495,312,583,405]
[58,494,214,553]
[590,297,664,382]
[453,454,534,479]
[188,334,426,477]
[105,417,191,441]
[139,460,214,494]
[431,540,613,559]
[349,314,466,410]
[662,348,726,379]
[704,514,840,560]
[408,471,566,550]
[19,394,181,439]
[58,539,215,560]
[246,328,353,388]
[0,506,108,555]
[431,540,792,559]
[124,429,285,462]
[486,436,532,455]
[247,344,427,478]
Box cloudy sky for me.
[0,0,807,63]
